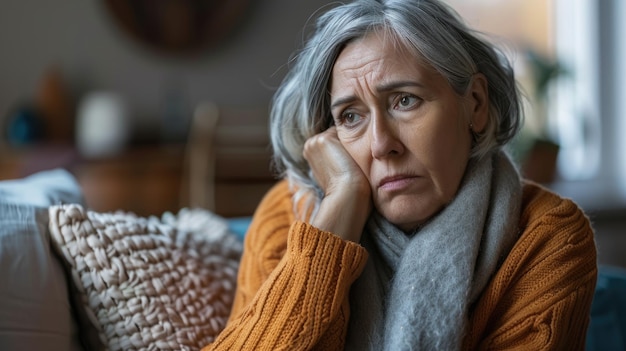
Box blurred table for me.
[0,141,277,218]
[0,144,184,217]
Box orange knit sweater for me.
[203,180,597,350]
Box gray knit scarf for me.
[345,151,522,351]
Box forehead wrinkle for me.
[330,32,420,110]
[331,58,390,108]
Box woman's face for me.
[329,32,488,232]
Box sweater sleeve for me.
[464,183,598,350]
[202,181,369,351]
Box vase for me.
[75,92,130,158]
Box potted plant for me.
[512,49,570,184]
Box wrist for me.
[311,186,371,242]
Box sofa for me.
[0,169,247,351]
[0,168,624,350]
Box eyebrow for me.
[330,80,425,110]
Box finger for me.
[303,127,337,160]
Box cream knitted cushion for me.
[48,204,242,351]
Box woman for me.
[204,0,597,349]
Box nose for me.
[370,110,404,159]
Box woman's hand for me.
[303,126,372,242]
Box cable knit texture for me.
[49,205,242,351]
[203,179,597,351]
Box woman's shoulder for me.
[242,180,296,261]
[520,181,590,231]
[516,180,596,262]
[258,179,293,206]
[247,179,295,234]
[491,180,596,303]
[466,182,597,350]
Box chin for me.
[378,198,441,232]
[379,208,427,232]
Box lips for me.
[378,174,419,190]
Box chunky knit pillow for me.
[48,204,242,351]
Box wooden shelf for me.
[73,145,185,217]
[0,144,185,217]
[0,142,277,218]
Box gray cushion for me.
[0,168,85,207]
[0,169,84,351]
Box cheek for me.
[413,114,472,195]
[440,131,471,194]
[438,135,470,195]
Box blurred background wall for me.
[0,0,331,142]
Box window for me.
[444,0,623,184]
[553,0,601,181]
[444,0,565,180]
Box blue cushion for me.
[0,169,84,351]
[227,216,252,241]
[586,265,626,350]
[0,168,85,207]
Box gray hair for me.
[270,0,522,200]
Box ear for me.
[467,73,489,133]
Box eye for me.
[393,94,420,111]
[336,110,362,127]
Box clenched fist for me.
[303,126,372,242]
